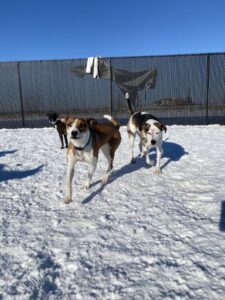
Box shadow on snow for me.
[82,139,187,204]
[0,149,43,182]
[219,201,225,232]
[161,139,188,170]
[0,150,17,157]
[0,164,44,182]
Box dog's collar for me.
[74,132,92,151]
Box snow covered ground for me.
[0,125,225,299]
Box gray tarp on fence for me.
[72,58,157,110]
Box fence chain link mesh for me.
[0,53,225,128]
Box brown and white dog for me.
[61,115,121,204]
[127,111,167,174]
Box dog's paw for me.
[146,159,154,166]
[64,197,72,204]
[101,175,109,186]
[154,167,162,174]
[83,181,90,189]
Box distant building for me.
[156,96,194,106]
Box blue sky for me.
[0,0,225,61]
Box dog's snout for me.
[71,130,78,138]
[151,139,156,145]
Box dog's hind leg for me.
[101,135,121,185]
[127,130,136,164]
[101,144,113,185]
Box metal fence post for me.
[17,62,25,127]
[109,57,113,115]
[206,54,211,125]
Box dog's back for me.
[91,115,121,149]
[130,112,160,132]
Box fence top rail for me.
[0,51,225,65]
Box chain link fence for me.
[0,53,225,128]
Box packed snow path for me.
[0,125,225,299]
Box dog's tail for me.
[103,115,120,128]
[126,95,134,116]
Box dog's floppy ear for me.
[60,116,75,127]
[87,118,98,128]
[161,124,167,133]
[142,123,150,133]
[154,122,167,133]
[76,118,89,132]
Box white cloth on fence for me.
[86,57,94,74]
[93,57,99,78]
[86,57,99,78]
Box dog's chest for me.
[74,148,94,163]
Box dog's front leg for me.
[145,152,154,166]
[64,154,76,204]
[64,134,68,148]
[154,146,162,174]
[83,158,97,189]
[142,144,153,166]
[140,131,147,158]
[59,133,64,149]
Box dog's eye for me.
[147,132,152,135]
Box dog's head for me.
[142,121,167,146]
[61,117,90,141]
[46,112,59,125]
